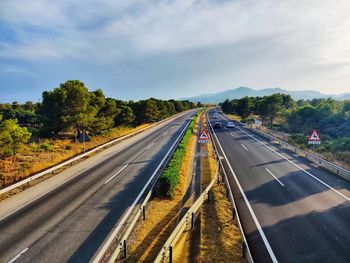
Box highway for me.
[208,109,350,263]
[0,110,196,263]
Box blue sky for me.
[1,0,350,102]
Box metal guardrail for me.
[249,127,350,180]
[221,113,350,180]
[154,112,254,263]
[207,113,254,263]
[154,165,219,263]
[95,114,195,263]
[0,111,191,197]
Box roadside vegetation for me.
[156,114,197,197]
[222,95,350,166]
[127,113,200,261]
[0,80,199,188]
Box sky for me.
[1,0,350,102]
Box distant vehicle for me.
[213,115,219,119]
[226,121,235,128]
[214,122,221,128]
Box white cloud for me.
[1,0,350,94]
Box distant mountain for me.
[183,87,350,103]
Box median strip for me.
[198,113,243,263]
[125,113,200,262]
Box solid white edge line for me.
[0,112,192,223]
[0,110,191,196]
[234,124,350,203]
[146,142,155,150]
[208,111,278,263]
[104,165,129,185]
[241,144,249,151]
[92,113,193,263]
[8,247,29,263]
[265,168,285,187]
[0,158,110,222]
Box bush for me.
[65,145,72,150]
[157,117,196,198]
[29,142,41,152]
[3,148,13,157]
[40,143,53,151]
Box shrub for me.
[3,148,13,157]
[157,117,196,198]
[65,145,72,150]
[29,142,41,152]
[40,143,52,151]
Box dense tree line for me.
[222,94,295,128]
[0,80,197,157]
[221,94,350,161]
[222,94,350,138]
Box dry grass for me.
[0,124,150,189]
[198,115,243,263]
[225,114,242,122]
[126,114,200,262]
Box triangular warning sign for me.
[308,130,321,141]
[198,130,209,143]
[199,130,209,140]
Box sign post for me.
[198,130,209,144]
[308,129,321,152]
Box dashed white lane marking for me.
[266,168,285,187]
[209,117,278,263]
[104,165,129,185]
[241,144,249,151]
[8,247,29,263]
[235,125,350,202]
[230,132,234,137]
[146,142,155,150]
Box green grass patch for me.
[157,115,197,198]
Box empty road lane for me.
[209,110,350,263]
[0,110,196,263]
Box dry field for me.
[0,124,150,189]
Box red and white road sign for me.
[308,129,321,145]
[198,130,209,143]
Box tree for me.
[90,94,119,133]
[0,118,31,156]
[114,105,135,125]
[263,93,283,128]
[40,80,95,134]
[222,99,233,113]
[132,99,160,124]
[236,96,253,119]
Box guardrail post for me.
[242,241,247,258]
[123,239,127,259]
[191,212,195,231]
[142,205,146,220]
[169,246,173,263]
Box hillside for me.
[183,87,350,103]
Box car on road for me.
[214,122,221,128]
[226,121,235,128]
[213,115,219,119]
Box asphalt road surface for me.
[0,110,196,263]
[208,109,350,263]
